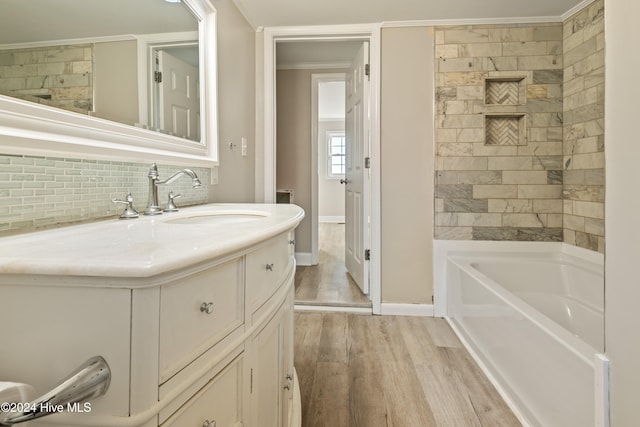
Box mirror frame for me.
[0,0,218,167]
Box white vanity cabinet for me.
[0,203,304,427]
[249,287,295,427]
[160,354,244,427]
[245,231,296,427]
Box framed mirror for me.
[0,0,218,166]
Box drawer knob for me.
[289,239,295,245]
[284,384,291,390]
[202,420,216,427]
[200,302,215,314]
[286,373,293,381]
[265,263,274,271]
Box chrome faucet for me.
[145,163,202,215]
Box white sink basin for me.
[163,211,268,225]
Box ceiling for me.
[232,0,588,28]
[0,0,197,45]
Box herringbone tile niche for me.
[485,114,526,146]
[485,78,524,105]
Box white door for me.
[344,42,370,294]
[158,50,200,141]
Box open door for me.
[344,42,370,295]
[157,50,200,141]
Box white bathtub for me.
[446,249,606,427]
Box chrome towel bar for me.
[0,356,111,425]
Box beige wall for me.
[209,0,256,203]
[380,27,434,304]
[94,41,139,126]
[276,68,346,254]
[276,69,311,252]
[605,0,640,424]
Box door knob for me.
[200,302,215,314]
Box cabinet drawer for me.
[245,233,292,312]
[161,355,243,427]
[160,258,244,381]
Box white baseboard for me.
[380,303,434,317]
[319,216,345,223]
[294,304,372,314]
[295,252,313,266]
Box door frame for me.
[260,24,382,314]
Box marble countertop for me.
[0,203,304,279]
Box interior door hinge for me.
[364,64,370,80]
[365,249,370,261]
[154,71,162,83]
[364,157,371,169]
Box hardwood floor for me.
[295,223,371,307]
[294,312,522,427]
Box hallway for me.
[295,223,371,308]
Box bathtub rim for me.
[447,255,601,365]
[438,241,608,427]
[433,240,604,317]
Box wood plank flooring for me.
[294,312,522,427]
[295,223,371,307]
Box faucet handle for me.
[164,191,182,212]
[112,192,139,219]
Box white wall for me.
[604,0,640,425]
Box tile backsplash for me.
[0,154,211,235]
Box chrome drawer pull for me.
[200,302,215,314]
[265,263,274,271]
[202,420,216,427]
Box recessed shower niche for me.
[484,76,526,106]
[484,114,527,146]
[483,75,527,146]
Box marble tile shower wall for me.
[0,155,211,235]
[562,0,605,253]
[0,45,93,115]
[435,23,565,242]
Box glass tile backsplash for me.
[0,154,210,234]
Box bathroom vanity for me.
[0,203,304,427]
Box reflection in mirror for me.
[0,0,200,142]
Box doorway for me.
[265,30,379,313]
[292,72,370,308]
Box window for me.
[327,131,346,178]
